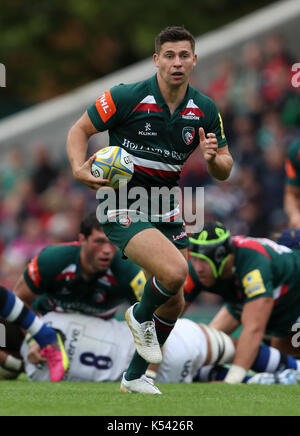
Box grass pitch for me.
[1,378,300,416]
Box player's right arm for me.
[14,246,62,311]
[209,305,240,334]
[66,112,109,190]
[67,85,131,191]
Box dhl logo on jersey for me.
[27,255,42,288]
[96,91,117,123]
[184,274,196,294]
[285,159,296,179]
[242,269,266,298]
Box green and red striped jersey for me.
[88,74,227,220]
[184,236,300,337]
[285,138,300,187]
[24,244,145,318]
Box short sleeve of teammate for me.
[24,246,62,295]
[226,249,273,321]
[285,139,300,187]
[234,247,273,303]
[183,260,210,303]
[87,84,134,132]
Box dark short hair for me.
[155,26,195,54]
[80,213,103,238]
[277,228,300,249]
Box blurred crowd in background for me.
[182,33,300,237]
[0,33,299,298]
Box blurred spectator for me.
[230,41,263,115]
[4,217,48,261]
[0,149,29,198]
[261,33,293,106]
[31,145,59,194]
[260,145,285,213]
[205,58,236,104]
[182,32,299,240]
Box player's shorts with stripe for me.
[102,216,189,253]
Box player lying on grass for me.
[14,213,145,319]
[0,286,68,382]
[184,222,300,384]
[4,311,300,388]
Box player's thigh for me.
[143,247,188,281]
[124,228,188,291]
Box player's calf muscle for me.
[155,290,185,320]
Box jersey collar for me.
[149,73,193,114]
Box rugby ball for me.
[91,146,134,189]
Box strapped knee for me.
[200,324,235,365]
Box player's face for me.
[82,229,117,273]
[154,41,197,88]
[191,257,216,287]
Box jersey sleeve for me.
[236,248,274,303]
[24,247,58,295]
[183,261,207,303]
[87,84,132,132]
[111,250,146,304]
[205,98,228,148]
[285,140,300,187]
[184,273,201,303]
[225,302,243,322]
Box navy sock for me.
[194,365,251,383]
[252,344,300,373]
[153,314,176,346]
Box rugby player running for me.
[66,26,233,394]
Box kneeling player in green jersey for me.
[284,138,300,228]
[186,221,300,384]
[14,213,145,319]
[66,26,233,394]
